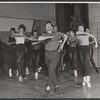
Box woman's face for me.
[18,28,24,34]
[10,30,15,36]
[70,31,74,36]
[33,32,38,38]
[86,28,90,33]
[46,23,53,31]
[53,26,58,32]
[66,32,69,36]
[78,26,84,32]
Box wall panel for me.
[89,3,100,67]
[0,3,56,43]
[0,3,55,20]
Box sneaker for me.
[26,67,29,75]
[19,76,23,82]
[74,70,77,77]
[38,67,42,72]
[54,85,59,92]
[45,85,50,97]
[34,72,38,79]
[9,69,12,77]
[82,81,87,86]
[87,82,91,88]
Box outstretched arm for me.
[13,34,38,41]
[38,35,55,41]
[58,34,67,52]
[88,34,98,48]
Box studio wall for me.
[89,3,100,67]
[0,3,56,43]
[0,3,55,21]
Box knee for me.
[48,67,54,73]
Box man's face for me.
[46,23,53,31]
[78,26,84,32]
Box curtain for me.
[74,4,89,28]
[55,4,74,33]
[55,4,89,32]
[31,20,46,35]
[80,4,89,28]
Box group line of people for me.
[2,21,99,96]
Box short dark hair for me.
[69,29,74,32]
[31,29,38,35]
[69,29,76,36]
[18,24,26,32]
[53,25,57,27]
[78,23,85,28]
[10,28,16,32]
[85,27,90,30]
[45,21,53,27]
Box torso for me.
[15,37,25,44]
[68,35,78,47]
[31,36,41,50]
[43,32,64,51]
[9,37,16,43]
[76,31,90,46]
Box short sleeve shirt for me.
[42,32,64,51]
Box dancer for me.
[7,28,18,77]
[85,27,99,73]
[38,21,67,96]
[76,24,98,88]
[31,30,42,79]
[13,24,36,82]
[68,30,78,77]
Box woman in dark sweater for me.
[8,28,18,77]
[31,30,42,79]
[68,30,78,77]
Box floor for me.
[0,67,100,98]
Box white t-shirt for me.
[76,31,90,46]
[15,37,25,44]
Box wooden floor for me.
[0,67,100,98]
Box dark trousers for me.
[31,49,40,72]
[39,47,46,70]
[79,46,90,76]
[45,50,60,87]
[69,47,77,70]
[24,51,32,69]
[56,51,63,80]
[9,44,17,70]
[16,44,26,78]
